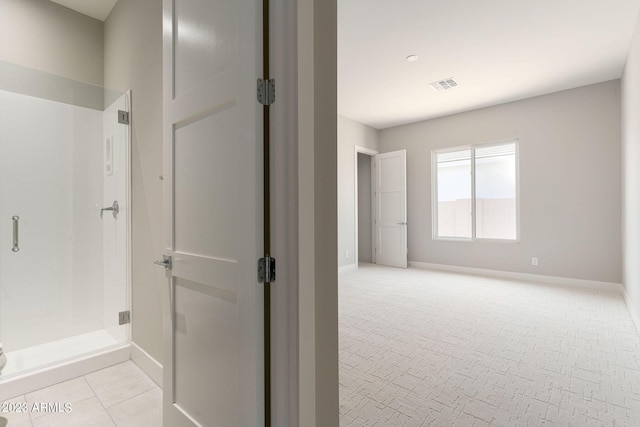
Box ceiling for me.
[339,0,640,129]
[50,0,117,21]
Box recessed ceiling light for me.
[406,55,419,62]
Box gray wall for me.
[104,0,164,364]
[380,81,622,283]
[338,115,379,267]
[357,153,373,262]
[622,13,640,323]
[0,0,103,85]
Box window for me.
[433,141,518,240]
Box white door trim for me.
[296,0,339,425]
[270,0,300,424]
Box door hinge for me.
[119,310,131,325]
[258,256,276,283]
[257,79,275,105]
[118,110,130,125]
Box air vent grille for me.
[430,78,460,91]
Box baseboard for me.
[624,292,640,338]
[130,342,163,388]
[409,261,624,293]
[339,263,358,274]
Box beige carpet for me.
[339,264,640,426]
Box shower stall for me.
[0,60,130,397]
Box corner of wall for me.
[337,115,380,269]
[103,0,164,366]
[130,341,163,387]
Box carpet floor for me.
[339,264,640,426]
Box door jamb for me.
[270,0,301,425]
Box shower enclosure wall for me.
[0,60,130,394]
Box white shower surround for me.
[0,87,130,382]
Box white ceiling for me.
[50,0,117,21]
[339,0,640,129]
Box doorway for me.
[354,146,377,265]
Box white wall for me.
[0,90,104,351]
[622,12,640,327]
[72,102,106,334]
[380,81,622,284]
[338,115,379,268]
[0,0,108,354]
[104,0,164,364]
[0,0,103,86]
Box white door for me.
[374,150,407,268]
[162,0,263,426]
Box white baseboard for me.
[339,263,358,275]
[624,292,640,337]
[409,261,624,294]
[130,342,163,388]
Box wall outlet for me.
[531,257,538,266]
[346,250,349,258]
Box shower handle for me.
[11,216,19,252]
[100,201,119,219]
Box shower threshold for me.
[0,331,129,401]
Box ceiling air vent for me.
[430,77,460,91]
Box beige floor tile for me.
[31,397,114,427]
[25,377,94,420]
[108,387,162,427]
[85,361,157,408]
[0,395,32,427]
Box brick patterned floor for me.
[339,264,640,426]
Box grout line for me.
[82,361,161,425]
[83,370,119,426]
[27,393,34,427]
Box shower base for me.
[0,331,129,401]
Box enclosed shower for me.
[0,60,130,396]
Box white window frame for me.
[431,139,520,242]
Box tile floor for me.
[339,264,640,426]
[0,361,162,427]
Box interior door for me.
[374,150,407,268]
[162,0,263,426]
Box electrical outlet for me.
[531,257,538,266]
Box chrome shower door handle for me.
[12,216,19,252]
[100,201,119,219]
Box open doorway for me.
[354,146,377,266]
[354,146,408,269]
